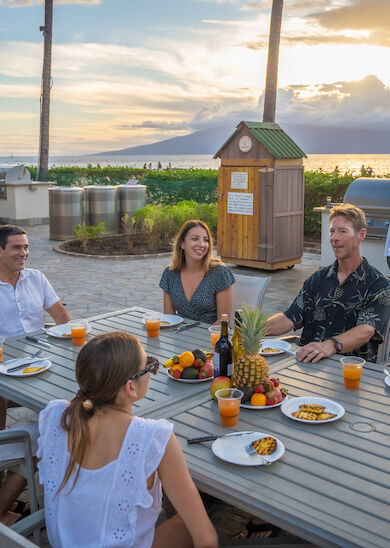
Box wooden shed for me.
[214,121,306,270]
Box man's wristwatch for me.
[330,337,343,354]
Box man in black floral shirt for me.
[266,204,390,363]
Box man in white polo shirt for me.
[0,225,71,525]
[0,225,70,338]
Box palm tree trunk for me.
[263,0,284,123]
[38,0,53,181]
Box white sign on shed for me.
[227,192,253,216]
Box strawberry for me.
[281,387,288,398]
[171,369,181,379]
[254,384,264,393]
[193,358,204,368]
[270,377,279,387]
[198,370,208,379]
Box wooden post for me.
[263,0,284,123]
[38,0,53,182]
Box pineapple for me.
[232,305,269,388]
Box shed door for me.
[217,167,260,261]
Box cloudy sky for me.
[0,0,389,155]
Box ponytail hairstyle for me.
[58,332,144,493]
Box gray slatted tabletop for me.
[0,307,213,415]
[162,354,390,548]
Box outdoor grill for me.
[0,165,31,200]
[343,177,390,273]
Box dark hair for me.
[170,220,222,274]
[329,204,366,232]
[0,225,27,249]
[59,332,144,492]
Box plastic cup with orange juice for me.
[209,325,220,350]
[215,388,243,427]
[143,313,161,338]
[0,338,4,364]
[340,356,365,389]
[68,320,89,346]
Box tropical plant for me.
[73,222,105,251]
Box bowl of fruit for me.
[164,349,214,382]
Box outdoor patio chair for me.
[0,519,41,548]
[0,429,40,545]
[376,316,390,365]
[232,275,271,316]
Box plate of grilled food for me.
[211,431,285,466]
[281,396,345,424]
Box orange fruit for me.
[250,393,267,407]
[179,351,195,368]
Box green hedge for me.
[132,201,218,246]
[30,166,389,238]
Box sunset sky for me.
[0,0,389,155]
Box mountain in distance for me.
[94,123,390,156]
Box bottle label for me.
[227,361,233,377]
[213,353,220,377]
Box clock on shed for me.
[239,135,253,152]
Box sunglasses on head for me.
[129,356,159,380]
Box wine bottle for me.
[213,314,233,379]
[231,309,243,365]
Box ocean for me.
[1,153,390,176]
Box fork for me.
[244,443,271,465]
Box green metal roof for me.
[214,121,306,159]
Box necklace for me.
[97,405,132,418]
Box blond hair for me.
[329,203,366,233]
[58,332,143,492]
[169,220,222,274]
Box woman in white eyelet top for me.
[37,332,218,548]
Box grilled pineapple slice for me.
[251,437,277,455]
[316,412,336,421]
[299,404,325,414]
[292,410,318,420]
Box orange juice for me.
[145,319,160,338]
[210,331,219,349]
[70,325,87,346]
[218,398,240,427]
[343,363,362,389]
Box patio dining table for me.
[1,306,389,547]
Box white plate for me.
[0,359,51,377]
[165,368,212,383]
[46,324,92,338]
[241,395,288,409]
[385,376,390,388]
[142,314,183,328]
[281,396,345,424]
[259,339,291,356]
[212,431,285,466]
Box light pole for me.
[38,0,53,181]
[263,0,284,123]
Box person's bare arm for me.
[215,285,233,324]
[296,324,376,363]
[163,292,176,315]
[266,313,294,336]
[158,433,218,548]
[46,301,71,325]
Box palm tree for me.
[38,0,53,181]
[263,0,284,123]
